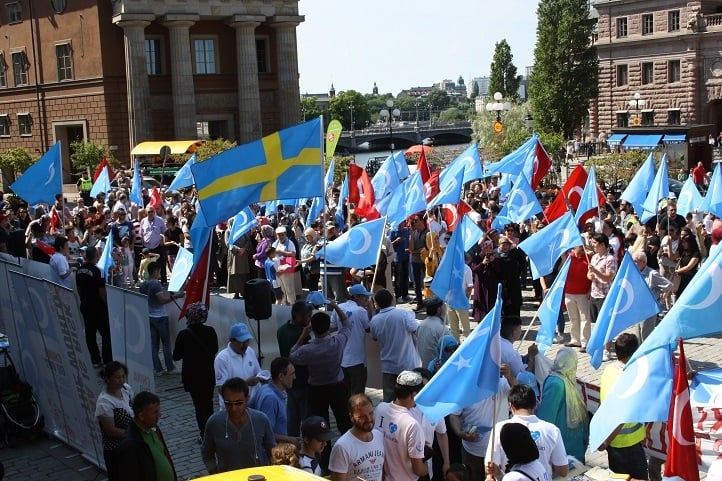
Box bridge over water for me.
[336,122,473,153]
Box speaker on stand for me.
[244,279,273,363]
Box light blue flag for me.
[574,166,600,223]
[627,243,722,366]
[168,247,193,292]
[340,173,349,203]
[640,154,670,223]
[485,135,536,178]
[404,170,427,217]
[416,284,503,423]
[190,204,212,266]
[430,227,469,310]
[263,199,281,216]
[620,152,655,216]
[192,118,323,227]
[699,163,722,218]
[229,207,258,244]
[10,142,62,205]
[130,161,143,206]
[518,212,582,279]
[536,256,571,353]
[491,175,542,231]
[586,252,661,369]
[392,151,411,180]
[588,344,673,451]
[443,143,483,185]
[371,154,401,200]
[324,158,335,192]
[97,235,114,278]
[167,153,197,192]
[497,173,512,199]
[676,176,703,217]
[90,166,111,198]
[306,197,323,226]
[460,214,484,252]
[428,167,464,208]
[318,216,386,268]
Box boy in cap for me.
[214,322,261,407]
[137,247,160,282]
[299,416,336,476]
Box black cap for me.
[301,416,335,441]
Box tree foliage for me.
[470,81,480,100]
[70,141,120,173]
[426,90,450,110]
[529,0,599,139]
[194,138,237,162]
[301,97,324,121]
[0,147,34,184]
[489,39,521,100]
[585,150,649,188]
[328,90,371,130]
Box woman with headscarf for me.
[498,423,546,481]
[427,335,459,374]
[536,347,589,463]
[172,302,219,441]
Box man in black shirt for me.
[75,246,112,367]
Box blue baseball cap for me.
[229,323,253,343]
[306,291,331,307]
[348,284,372,297]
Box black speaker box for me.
[244,279,273,320]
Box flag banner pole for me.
[517,311,539,350]
[320,115,329,299]
[368,220,388,290]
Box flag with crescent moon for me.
[10,142,63,206]
[317,216,386,268]
[621,152,656,216]
[517,211,582,279]
[491,174,543,231]
[544,165,606,223]
[371,154,401,200]
[699,163,722,218]
[574,166,602,223]
[228,207,258,244]
[130,159,144,206]
[430,225,469,310]
[90,166,111,198]
[167,153,197,192]
[535,255,571,353]
[640,154,670,223]
[675,176,703,218]
[167,247,193,292]
[442,201,472,231]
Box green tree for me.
[300,97,323,121]
[0,147,34,184]
[437,107,468,123]
[586,150,649,188]
[194,138,237,162]
[328,90,371,130]
[529,0,599,139]
[470,81,480,100]
[426,90,450,111]
[489,39,521,99]
[69,141,119,173]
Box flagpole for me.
[486,393,498,481]
[320,115,329,300]
[517,311,539,350]
[369,219,388,291]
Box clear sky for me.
[297,0,540,97]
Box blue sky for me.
[297,0,540,97]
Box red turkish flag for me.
[664,338,700,481]
[544,165,605,222]
[178,241,211,320]
[424,170,440,203]
[442,201,472,231]
[93,157,114,183]
[417,149,431,184]
[531,141,552,190]
[50,206,62,234]
[349,164,378,219]
[147,187,162,210]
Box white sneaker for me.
[553,334,565,344]
[602,350,611,362]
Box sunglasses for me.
[223,400,245,407]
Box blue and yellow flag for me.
[192,119,323,226]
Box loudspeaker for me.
[244,279,273,320]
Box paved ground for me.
[1,287,720,480]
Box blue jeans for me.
[149,316,174,372]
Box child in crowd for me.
[120,236,135,288]
[270,442,300,468]
[264,246,283,304]
[138,248,160,282]
[298,416,334,476]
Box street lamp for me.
[628,92,645,126]
[428,103,434,127]
[486,91,511,133]
[349,103,356,148]
[525,112,534,132]
[380,99,401,155]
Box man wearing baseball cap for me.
[331,283,373,395]
[373,371,428,481]
[214,322,261,409]
[298,416,336,475]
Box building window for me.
[145,38,162,76]
[193,38,217,74]
[616,112,629,128]
[0,54,6,88]
[616,65,628,86]
[668,60,681,83]
[11,51,28,86]
[641,62,654,85]
[641,111,654,126]
[17,113,31,136]
[617,17,628,37]
[56,43,73,81]
[668,109,681,125]
[197,120,228,140]
[7,2,22,24]
[256,38,268,73]
[0,115,9,136]
[669,10,680,31]
[642,14,654,35]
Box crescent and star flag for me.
[430,226,469,310]
[640,154,670,223]
[324,158,336,193]
[518,211,582,279]
[676,176,703,218]
[442,143,483,185]
[428,167,464,208]
[90,166,111,198]
[316,216,386,268]
[621,152,656,216]
[544,165,605,223]
[536,255,571,353]
[416,284,503,424]
[371,154,401,200]
[404,170,428,218]
[574,166,601,223]
[531,140,553,190]
[192,118,323,227]
[443,201,472,231]
[392,150,411,180]
[167,153,197,192]
[168,247,193,292]
[349,163,378,219]
[307,197,323,227]
[10,142,62,205]
[664,338,700,481]
[424,169,441,203]
[460,214,484,252]
[586,252,661,369]
[190,204,213,266]
[485,135,536,179]
[93,157,113,182]
[325,120,343,160]
[417,148,432,184]
[130,160,143,205]
[228,207,258,244]
[147,187,162,210]
[491,175,543,231]
[97,235,114,278]
[699,163,722,218]
[375,182,406,228]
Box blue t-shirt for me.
[140,279,166,317]
[264,257,277,285]
[390,228,410,262]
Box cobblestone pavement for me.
[1,289,720,480]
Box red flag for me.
[442,201,472,231]
[50,206,62,234]
[664,338,700,481]
[35,239,56,257]
[544,165,605,222]
[417,149,431,184]
[424,170,440,203]
[349,164,379,219]
[531,141,552,190]
[178,241,211,320]
[147,187,162,210]
[93,157,114,183]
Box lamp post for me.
[628,92,645,126]
[349,103,356,149]
[428,103,434,127]
[380,99,401,156]
[486,91,511,133]
[415,98,420,127]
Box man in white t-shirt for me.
[332,283,373,395]
[374,371,428,481]
[486,384,569,479]
[214,323,261,409]
[329,393,385,481]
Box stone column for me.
[227,15,265,144]
[269,16,304,128]
[113,14,155,149]
[162,15,199,139]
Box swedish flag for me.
[192,118,323,226]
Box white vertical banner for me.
[0,258,22,356]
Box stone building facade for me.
[0,0,303,182]
[590,0,722,141]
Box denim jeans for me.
[149,316,175,372]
